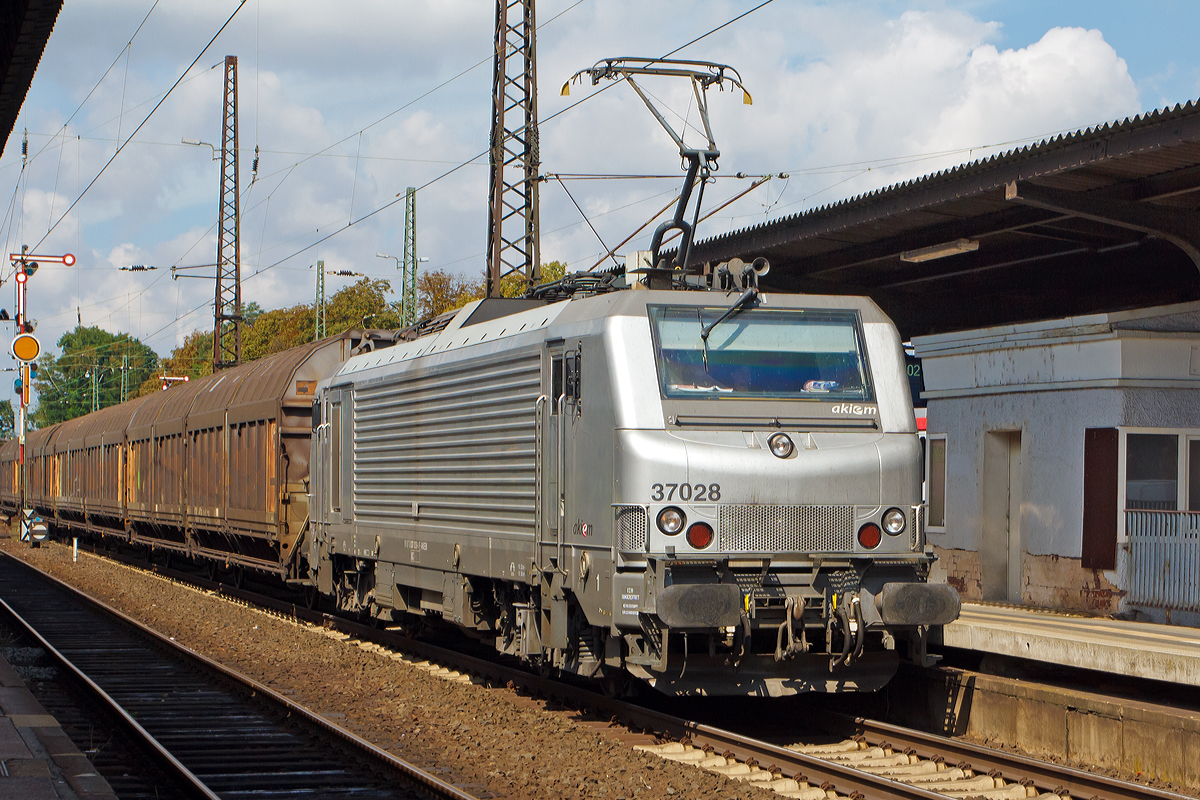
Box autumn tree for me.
[130,263,574,403]
[242,303,314,362]
[416,260,568,319]
[326,277,402,334]
[415,269,485,319]
[139,277,403,397]
[134,328,212,397]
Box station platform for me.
[939,602,1200,686]
[0,650,116,799]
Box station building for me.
[912,302,1200,625]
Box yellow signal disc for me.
[11,333,40,362]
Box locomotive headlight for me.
[656,507,685,535]
[883,507,906,535]
[767,432,794,459]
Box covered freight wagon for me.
[0,330,390,579]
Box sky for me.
[4,0,1200,405]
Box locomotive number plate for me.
[651,483,721,502]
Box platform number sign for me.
[905,354,925,410]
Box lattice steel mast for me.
[486,0,540,297]
[213,55,242,371]
[314,260,326,339]
[401,187,418,326]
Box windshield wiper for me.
[700,287,757,370]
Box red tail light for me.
[686,522,714,549]
[857,523,882,549]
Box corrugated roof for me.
[0,0,63,150]
[679,99,1200,337]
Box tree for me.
[416,269,485,319]
[326,277,402,335]
[243,301,264,325]
[33,326,159,426]
[241,303,313,362]
[141,277,405,396]
[497,259,567,298]
[414,260,569,320]
[136,263,574,403]
[136,328,212,398]
[0,400,12,439]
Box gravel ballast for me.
[0,538,772,800]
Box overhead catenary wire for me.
[554,176,619,269]
[33,0,249,251]
[21,0,161,170]
[32,1,781,363]
[250,1,783,283]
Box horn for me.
[751,257,770,277]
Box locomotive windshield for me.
[649,305,873,400]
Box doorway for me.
[981,430,1023,603]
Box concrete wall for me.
[891,667,1200,789]
[814,664,1200,789]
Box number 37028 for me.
[651,483,721,502]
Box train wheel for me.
[207,562,219,582]
[232,567,246,590]
[303,585,321,611]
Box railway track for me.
[30,544,1197,800]
[0,553,477,800]
[0,632,192,799]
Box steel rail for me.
[835,715,1191,800]
[70,544,1194,800]
[0,593,221,800]
[0,551,480,800]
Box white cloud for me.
[0,0,1147,382]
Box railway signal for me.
[8,246,74,545]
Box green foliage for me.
[33,326,159,426]
[243,301,264,325]
[499,259,567,298]
[0,400,13,439]
[135,328,212,398]
[326,277,402,334]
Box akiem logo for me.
[831,403,878,415]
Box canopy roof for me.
[682,100,1200,338]
[0,1,62,150]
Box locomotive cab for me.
[599,289,959,695]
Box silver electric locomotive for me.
[309,279,959,697]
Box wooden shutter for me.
[1081,428,1118,570]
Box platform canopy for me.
[0,0,62,151]
[683,101,1200,338]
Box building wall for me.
[926,386,1200,612]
